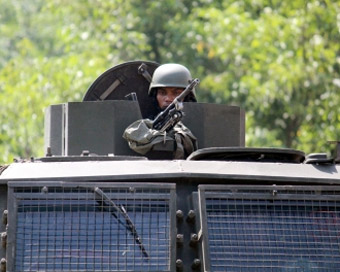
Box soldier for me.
[123,63,198,159]
[148,63,197,116]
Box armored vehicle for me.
[0,61,340,271]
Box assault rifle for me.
[152,78,200,132]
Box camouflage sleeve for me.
[123,119,197,159]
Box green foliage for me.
[0,0,339,163]
[190,0,340,152]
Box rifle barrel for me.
[175,78,200,103]
[152,78,200,130]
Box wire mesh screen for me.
[9,183,175,272]
[199,185,340,271]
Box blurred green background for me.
[0,0,339,163]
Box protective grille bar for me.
[199,185,340,271]
[8,182,175,272]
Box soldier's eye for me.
[158,89,167,96]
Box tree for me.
[189,0,340,153]
[0,0,148,162]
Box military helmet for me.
[148,63,197,102]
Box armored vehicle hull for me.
[1,154,340,271]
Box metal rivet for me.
[189,233,199,247]
[46,146,52,157]
[2,210,7,226]
[41,186,48,194]
[176,259,183,271]
[191,258,201,269]
[186,210,195,223]
[81,150,90,156]
[1,233,6,248]
[176,210,184,221]
[0,258,6,272]
[176,234,184,246]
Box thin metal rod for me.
[94,187,149,258]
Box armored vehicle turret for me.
[0,61,340,272]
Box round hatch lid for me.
[83,60,160,118]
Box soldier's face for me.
[156,87,184,110]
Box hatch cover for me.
[83,61,159,118]
[187,147,305,163]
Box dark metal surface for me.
[44,104,64,156]
[7,182,176,272]
[45,102,246,159]
[0,186,7,263]
[331,141,340,163]
[2,164,340,271]
[304,153,333,164]
[187,147,305,163]
[83,61,159,118]
[198,184,340,271]
[181,103,245,149]
[44,101,143,156]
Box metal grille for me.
[199,185,340,271]
[8,182,175,272]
